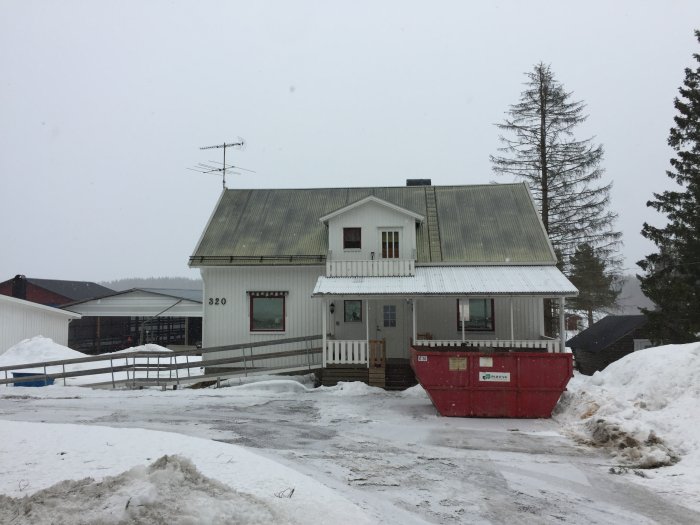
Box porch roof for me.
[312,266,577,297]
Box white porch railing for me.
[326,259,415,277]
[413,339,561,353]
[324,340,369,365]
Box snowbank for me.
[319,381,386,396]
[0,455,284,525]
[556,342,700,470]
[0,421,375,525]
[0,336,201,386]
[0,336,88,368]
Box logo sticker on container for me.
[449,357,467,371]
[478,371,510,382]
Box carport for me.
[62,288,203,352]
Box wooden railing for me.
[326,259,415,277]
[369,339,386,368]
[324,340,368,365]
[413,339,561,353]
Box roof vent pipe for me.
[406,179,431,186]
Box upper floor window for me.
[457,298,494,331]
[381,230,399,258]
[343,227,361,249]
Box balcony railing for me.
[326,259,415,277]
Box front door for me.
[374,300,408,360]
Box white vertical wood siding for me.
[0,298,77,352]
[327,202,417,261]
[201,266,325,369]
[415,296,544,342]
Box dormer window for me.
[381,230,400,258]
[343,228,361,249]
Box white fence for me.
[326,259,415,277]
[324,340,369,365]
[413,339,560,353]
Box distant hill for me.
[615,275,655,314]
[100,277,202,292]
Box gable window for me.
[457,299,494,331]
[343,228,361,249]
[249,291,287,332]
[344,300,362,322]
[381,230,400,258]
[383,304,397,327]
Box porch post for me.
[365,298,370,369]
[365,298,370,343]
[461,298,466,342]
[558,296,566,354]
[322,298,327,367]
[509,297,514,341]
[412,298,417,343]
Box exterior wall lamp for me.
[330,302,335,314]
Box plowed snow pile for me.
[0,455,284,525]
[555,342,700,471]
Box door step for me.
[368,367,386,388]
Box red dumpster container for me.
[410,346,573,418]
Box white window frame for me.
[379,228,401,259]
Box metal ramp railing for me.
[0,335,323,389]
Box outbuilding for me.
[566,315,652,375]
[0,294,81,353]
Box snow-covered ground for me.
[0,338,699,524]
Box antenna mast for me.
[199,140,245,189]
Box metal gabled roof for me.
[24,278,115,302]
[567,315,648,352]
[190,183,557,266]
[312,266,577,297]
[61,288,203,318]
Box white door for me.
[374,300,408,360]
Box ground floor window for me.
[344,300,362,322]
[248,291,287,331]
[457,298,494,331]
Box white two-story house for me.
[189,180,577,386]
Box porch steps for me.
[384,361,418,391]
[320,363,416,390]
[368,366,386,388]
[425,186,443,262]
[321,366,368,387]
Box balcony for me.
[326,259,415,277]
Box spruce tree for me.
[638,30,700,343]
[567,244,619,327]
[491,63,621,334]
[491,63,621,268]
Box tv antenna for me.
[190,139,253,189]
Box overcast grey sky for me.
[1,1,698,283]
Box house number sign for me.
[208,297,227,305]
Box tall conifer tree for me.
[639,31,700,343]
[491,63,621,334]
[568,244,619,327]
[491,63,621,270]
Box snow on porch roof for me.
[312,266,578,297]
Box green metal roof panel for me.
[435,185,555,263]
[190,184,556,265]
